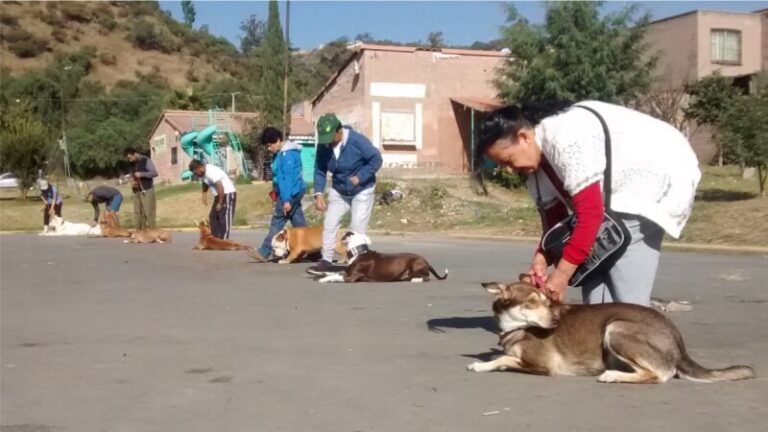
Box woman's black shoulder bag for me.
[537,105,631,287]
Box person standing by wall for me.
[306,114,383,275]
[124,148,158,229]
[250,127,308,262]
[189,160,237,239]
[38,179,62,234]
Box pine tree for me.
[259,0,286,130]
[181,0,196,28]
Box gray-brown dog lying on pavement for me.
[316,232,447,283]
[467,275,755,384]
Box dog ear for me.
[481,282,505,295]
[518,273,533,285]
[341,230,354,241]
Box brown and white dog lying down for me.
[316,232,448,283]
[466,275,755,384]
[124,229,172,244]
[193,220,252,251]
[261,225,347,264]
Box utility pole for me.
[282,0,291,137]
[230,92,241,112]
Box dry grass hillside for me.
[0,1,241,89]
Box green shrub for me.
[424,185,448,210]
[59,2,91,23]
[375,180,398,194]
[99,52,117,66]
[51,27,67,43]
[0,27,31,44]
[129,19,174,53]
[0,13,19,27]
[8,36,49,58]
[488,169,526,189]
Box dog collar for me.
[346,244,370,262]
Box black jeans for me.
[210,193,236,239]
[44,203,62,226]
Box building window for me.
[381,111,416,145]
[153,135,167,152]
[711,29,741,65]
[171,147,178,165]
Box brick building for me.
[311,43,507,174]
[645,8,767,163]
[148,110,316,184]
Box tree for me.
[717,78,768,195]
[0,103,52,199]
[427,31,444,48]
[239,14,265,55]
[683,73,740,166]
[181,0,196,28]
[495,2,656,105]
[253,0,287,180]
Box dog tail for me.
[676,351,755,383]
[428,265,448,280]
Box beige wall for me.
[312,53,367,132]
[313,48,502,173]
[645,12,699,89]
[697,11,763,78]
[150,121,191,185]
[761,11,768,70]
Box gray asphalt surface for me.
[1,231,767,432]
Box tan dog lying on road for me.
[193,220,252,251]
[125,229,172,244]
[99,214,133,238]
[261,225,347,264]
[466,275,755,384]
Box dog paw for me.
[597,371,621,383]
[278,259,290,264]
[467,362,487,372]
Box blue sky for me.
[159,1,768,50]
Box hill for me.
[0,1,244,89]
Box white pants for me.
[322,186,375,262]
[580,215,665,306]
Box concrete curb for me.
[3,227,766,256]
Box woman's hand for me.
[543,260,578,302]
[543,271,569,302]
[527,250,549,286]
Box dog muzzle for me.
[346,244,370,262]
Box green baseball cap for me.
[316,113,341,145]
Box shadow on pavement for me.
[426,315,497,333]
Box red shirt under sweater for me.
[537,170,604,266]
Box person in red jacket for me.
[478,101,700,306]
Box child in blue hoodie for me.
[251,127,308,261]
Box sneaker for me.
[306,260,334,276]
[247,250,270,263]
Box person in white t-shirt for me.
[189,160,237,239]
[478,101,701,306]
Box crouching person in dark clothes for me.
[189,160,237,239]
[85,185,123,227]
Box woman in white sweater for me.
[478,101,701,305]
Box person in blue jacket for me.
[251,127,308,261]
[307,113,383,275]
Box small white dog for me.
[40,215,101,236]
